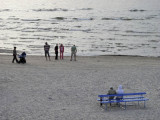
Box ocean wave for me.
[73,18,94,21]
[78,8,93,10]
[108,38,115,40]
[32,8,68,12]
[0,49,12,53]
[21,19,41,22]
[145,15,157,20]
[21,27,52,32]
[102,17,144,21]
[52,17,66,20]
[121,17,144,20]
[69,29,91,32]
[125,30,159,34]
[108,29,119,32]
[28,45,43,48]
[129,9,146,12]
[0,9,10,12]
[149,40,159,42]
[0,25,5,27]
[10,37,18,39]
[156,35,160,37]
[75,26,82,28]
[115,34,154,37]
[7,17,20,20]
[102,18,116,20]
[32,8,93,13]
[19,37,40,40]
[18,41,34,43]
[37,28,52,32]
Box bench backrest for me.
[98,92,146,98]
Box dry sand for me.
[0,55,160,120]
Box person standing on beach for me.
[12,47,19,63]
[59,44,64,60]
[44,42,50,61]
[55,44,58,60]
[70,45,77,61]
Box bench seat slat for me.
[97,97,145,101]
[101,98,149,104]
[98,92,146,98]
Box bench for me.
[98,92,149,110]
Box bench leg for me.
[125,102,126,109]
[117,102,120,107]
[105,103,108,110]
[100,97,102,106]
[144,101,146,108]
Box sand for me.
[0,55,160,120]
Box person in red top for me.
[59,44,64,59]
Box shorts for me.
[45,51,50,57]
[71,51,76,56]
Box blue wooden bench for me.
[98,92,149,110]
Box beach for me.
[0,55,160,120]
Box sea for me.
[0,0,160,57]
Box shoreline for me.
[0,54,160,58]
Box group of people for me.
[12,42,77,63]
[12,47,26,64]
[107,85,124,105]
[44,43,64,61]
[44,42,77,61]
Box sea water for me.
[0,0,160,56]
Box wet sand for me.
[0,55,160,120]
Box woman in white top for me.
[116,85,124,100]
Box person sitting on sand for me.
[116,85,124,100]
[44,42,50,61]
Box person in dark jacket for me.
[107,87,116,106]
[54,44,58,60]
[44,42,50,61]
[108,87,117,100]
[12,47,19,63]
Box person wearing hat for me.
[12,47,19,63]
